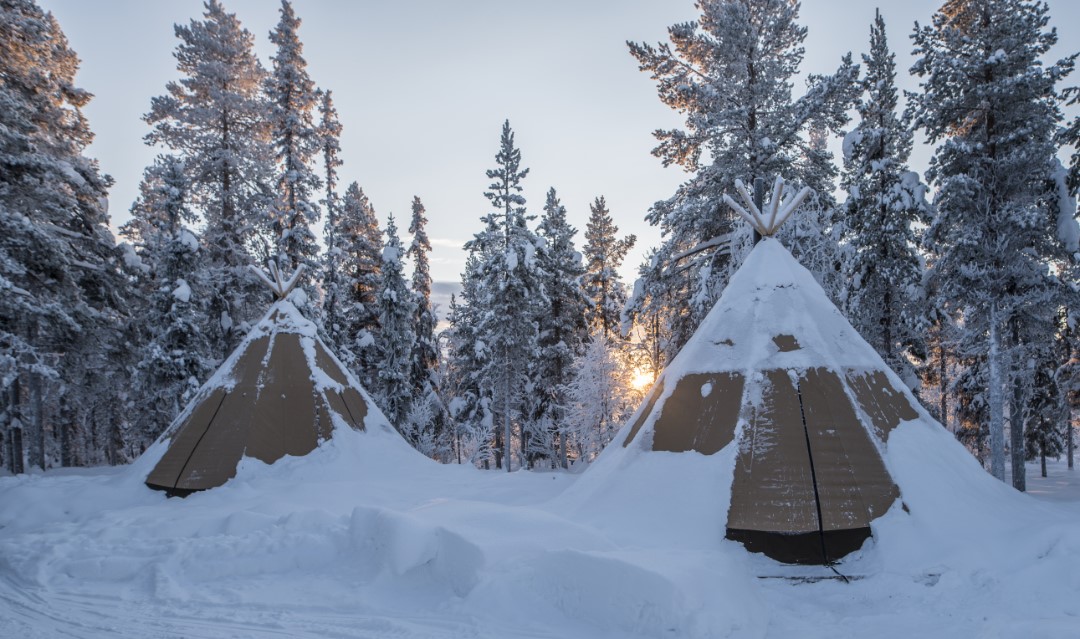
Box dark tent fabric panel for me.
[799,368,899,532]
[650,373,744,455]
[845,370,919,442]
[314,338,368,431]
[244,334,319,463]
[726,527,873,565]
[727,369,819,535]
[314,340,349,387]
[622,379,665,447]
[145,388,227,491]
[339,387,369,431]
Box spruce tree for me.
[445,256,492,466]
[533,188,588,468]
[910,0,1075,487]
[405,196,443,454]
[841,10,931,381]
[582,196,635,340]
[466,120,548,470]
[120,156,213,451]
[1025,340,1067,477]
[623,249,678,383]
[628,0,858,353]
[318,89,344,343]
[266,0,321,293]
[329,182,383,386]
[374,214,416,431]
[144,0,273,355]
[0,0,130,469]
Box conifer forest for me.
[2,0,1079,492]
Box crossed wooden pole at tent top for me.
[723,176,811,237]
[250,262,305,301]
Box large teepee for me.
[583,179,921,564]
[145,265,401,495]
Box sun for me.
[631,369,654,391]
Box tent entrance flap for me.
[725,368,895,564]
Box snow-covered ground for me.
[1,431,1078,639]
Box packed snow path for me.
[1,437,1079,638]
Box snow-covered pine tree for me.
[374,214,416,432]
[532,188,588,468]
[444,255,493,467]
[405,196,444,456]
[910,0,1076,487]
[777,127,848,306]
[628,0,858,354]
[1025,339,1068,478]
[840,10,931,381]
[120,156,213,452]
[563,331,641,464]
[266,0,321,297]
[466,120,548,470]
[317,89,345,345]
[623,249,678,384]
[144,0,274,356]
[329,182,383,386]
[0,0,131,469]
[582,196,635,340]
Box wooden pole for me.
[752,177,765,245]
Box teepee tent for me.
[145,265,395,495]
[590,179,920,565]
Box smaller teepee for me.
[146,264,389,495]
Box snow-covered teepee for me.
[572,178,922,565]
[145,264,409,495]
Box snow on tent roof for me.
[578,236,923,565]
[144,286,413,496]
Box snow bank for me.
[2,239,1080,636]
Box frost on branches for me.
[266,0,322,300]
[583,196,635,340]
[405,196,447,458]
[627,0,858,355]
[374,214,416,431]
[0,0,131,470]
[144,0,274,355]
[120,156,214,454]
[531,188,588,469]
[463,121,548,471]
[910,0,1076,488]
[327,182,383,388]
[840,10,930,382]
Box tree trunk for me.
[1068,413,1074,470]
[939,340,948,429]
[1009,320,1025,492]
[988,303,1005,481]
[503,357,511,473]
[1040,440,1047,478]
[492,399,502,470]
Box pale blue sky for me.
[39,0,1080,285]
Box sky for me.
[38,0,1080,293]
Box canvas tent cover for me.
[610,237,920,564]
[146,300,388,495]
